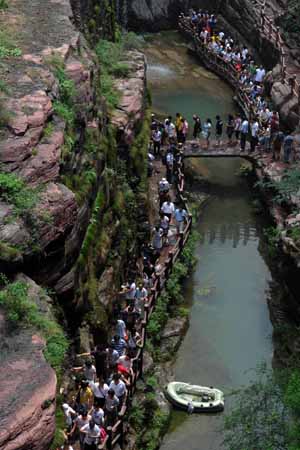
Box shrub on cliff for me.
[0,276,68,374]
[223,364,300,450]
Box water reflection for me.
[201,222,257,246]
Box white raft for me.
[165,382,224,413]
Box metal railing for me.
[178,12,300,118]
[103,164,192,449]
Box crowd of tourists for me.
[57,115,188,450]
[179,10,297,162]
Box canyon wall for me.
[0,0,149,448]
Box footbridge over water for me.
[183,141,260,161]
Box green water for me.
[144,32,273,450]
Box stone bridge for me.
[183,140,260,161]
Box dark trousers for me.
[153,141,161,156]
[240,132,247,150]
[250,136,258,152]
[84,444,97,450]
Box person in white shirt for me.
[109,373,127,403]
[89,377,109,407]
[255,66,266,83]
[134,284,148,316]
[62,402,76,430]
[70,411,91,450]
[159,178,170,193]
[165,119,176,142]
[91,404,105,426]
[72,360,97,383]
[125,281,136,302]
[161,200,175,222]
[113,318,127,339]
[152,127,162,157]
[80,419,100,450]
[118,353,133,373]
[250,118,260,152]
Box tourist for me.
[89,377,109,408]
[91,403,105,426]
[70,409,91,450]
[122,304,139,332]
[159,177,170,193]
[160,212,170,245]
[80,419,100,450]
[272,131,284,161]
[152,225,164,253]
[72,360,97,383]
[255,65,266,84]
[175,113,183,140]
[165,118,176,143]
[250,118,259,152]
[105,389,119,426]
[283,133,295,163]
[62,401,76,432]
[111,335,127,357]
[174,206,188,234]
[134,284,148,317]
[240,118,249,151]
[161,199,175,222]
[152,126,162,157]
[226,114,235,145]
[202,118,212,148]
[112,317,127,340]
[109,373,127,405]
[234,114,242,141]
[60,439,74,450]
[166,149,174,183]
[182,117,189,142]
[215,115,223,146]
[124,279,137,303]
[118,353,133,378]
[77,381,94,411]
[193,114,202,139]
[106,346,120,373]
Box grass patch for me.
[0,277,68,375]
[0,241,22,262]
[0,29,22,58]
[95,32,142,108]
[0,172,40,217]
[0,0,8,9]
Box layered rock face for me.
[0,276,57,450]
[0,0,149,447]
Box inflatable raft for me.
[165,382,224,413]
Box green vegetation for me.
[0,276,68,375]
[0,241,22,262]
[129,385,169,450]
[95,32,142,108]
[0,0,8,9]
[0,172,39,216]
[0,29,21,58]
[287,226,300,244]
[256,169,300,205]
[224,364,300,450]
[278,0,300,45]
[264,226,281,258]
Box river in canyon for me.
[144,31,274,450]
